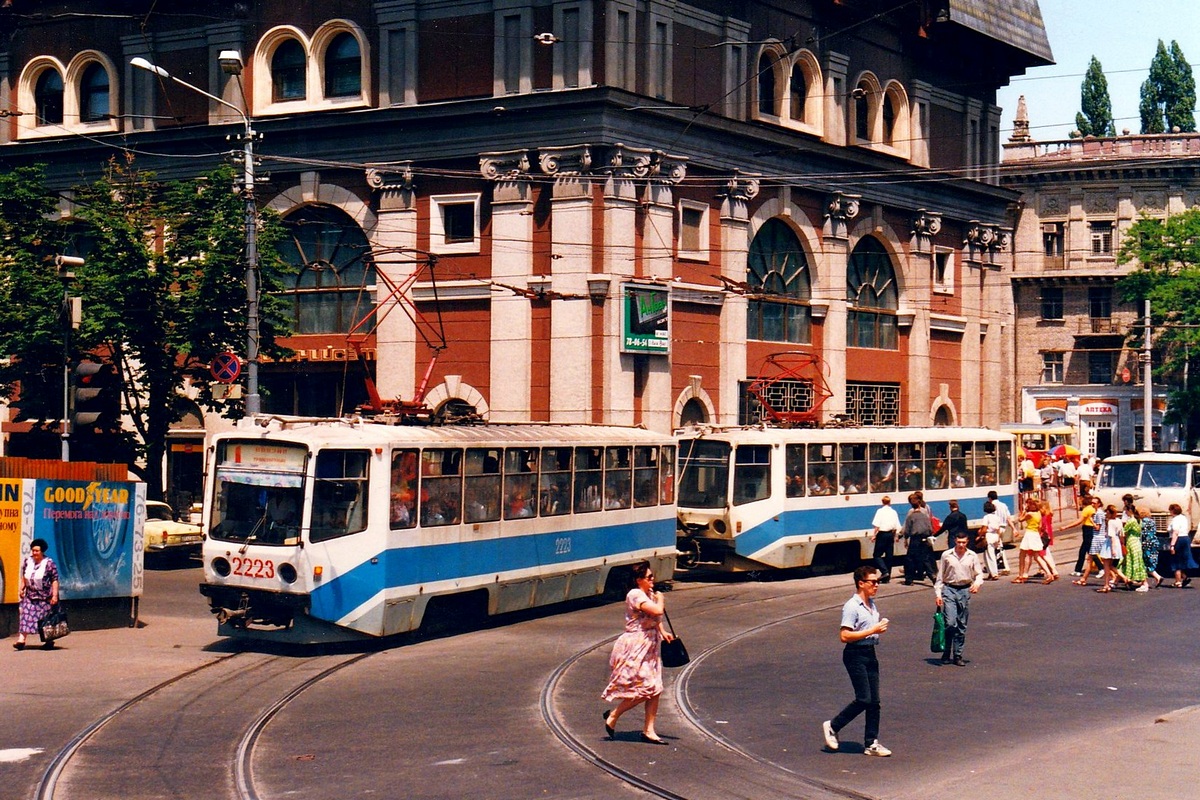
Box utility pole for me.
[1143,298,1153,451]
[57,255,84,461]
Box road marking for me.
[0,748,42,762]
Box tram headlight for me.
[712,519,727,535]
[212,557,231,577]
[278,563,298,584]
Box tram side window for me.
[540,447,572,516]
[869,443,896,492]
[785,444,806,497]
[504,447,539,519]
[1020,434,1044,454]
[926,444,948,490]
[311,449,370,543]
[605,446,632,509]
[660,445,675,504]
[998,442,1013,485]
[421,449,462,527]
[633,446,660,507]
[390,449,418,529]
[975,444,997,486]
[464,448,502,522]
[733,445,771,505]
[807,444,835,496]
[950,441,973,488]
[575,446,603,513]
[839,443,867,494]
[900,443,923,491]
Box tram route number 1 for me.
[231,556,276,579]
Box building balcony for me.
[1075,316,1124,338]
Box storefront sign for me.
[1080,402,1118,416]
[621,284,670,355]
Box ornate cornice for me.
[910,208,942,254]
[480,149,532,181]
[538,144,593,177]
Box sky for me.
[995,0,1200,142]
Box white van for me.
[1094,453,1200,534]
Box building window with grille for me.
[1042,352,1064,383]
[1040,287,1064,321]
[746,218,811,344]
[737,379,813,425]
[278,205,375,334]
[1088,351,1116,384]
[1089,221,1114,256]
[846,382,901,426]
[847,236,898,350]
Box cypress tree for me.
[1076,56,1115,137]
[1167,40,1197,132]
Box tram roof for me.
[676,425,1013,442]
[220,417,673,448]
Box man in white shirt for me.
[985,490,1012,574]
[935,531,985,666]
[869,496,902,583]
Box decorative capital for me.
[480,150,532,181]
[366,163,414,192]
[964,221,1009,266]
[718,169,761,202]
[538,145,593,177]
[824,191,861,239]
[911,208,942,237]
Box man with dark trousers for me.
[901,493,937,584]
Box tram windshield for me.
[677,439,731,509]
[210,441,308,545]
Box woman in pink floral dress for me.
[602,561,674,745]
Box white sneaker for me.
[821,720,839,751]
[864,740,892,757]
[1135,585,1150,592]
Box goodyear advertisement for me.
[30,480,145,600]
[0,480,20,604]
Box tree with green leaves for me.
[1117,208,1200,449]
[1076,56,1116,137]
[1140,39,1197,134]
[0,158,291,496]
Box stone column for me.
[365,165,419,403]
[632,149,687,433]
[822,192,859,419]
[540,145,596,424]
[598,145,640,425]
[717,171,759,426]
[481,150,535,421]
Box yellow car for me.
[144,500,205,565]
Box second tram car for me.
[676,426,1016,572]
[199,418,677,643]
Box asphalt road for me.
[3,537,1199,800]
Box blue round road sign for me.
[210,352,242,383]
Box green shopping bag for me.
[930,609,945,653]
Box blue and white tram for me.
[199,417,677,643]
[675,426,1016,572]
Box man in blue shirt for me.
[822,566,892,757]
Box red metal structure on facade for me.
[745,351,836,428]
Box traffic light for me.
[73,361,119,430]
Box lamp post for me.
[56,255,84,461]
[131,53,261,415]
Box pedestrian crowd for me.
[1072,494,1197,591]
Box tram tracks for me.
[540,579,912,800]
[35,649,374,800]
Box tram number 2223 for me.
[231,557,276,579]
[554,537,572,555]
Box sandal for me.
[1041,577,1054,584]
[1173,581,1183,588]
[1096,587,1112,593]
[1011,577,1028,584]
[1071,579,1087,586]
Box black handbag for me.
[37,604,70,642]
[660,610,690,668]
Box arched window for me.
[847,237,898,350]
[854,85,870,141]
[324,32,361,98]
[279,205,375,334]
[757,53,777,116]
[882,94,897,144]
[747,218,811,343]
[34,69,64,126]
[272,39,307,102]
[789,63,807,123]
[79,62,110,123]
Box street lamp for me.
[131,53,262,415]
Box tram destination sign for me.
[621,283,670,356]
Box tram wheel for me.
[677,538,701,570]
